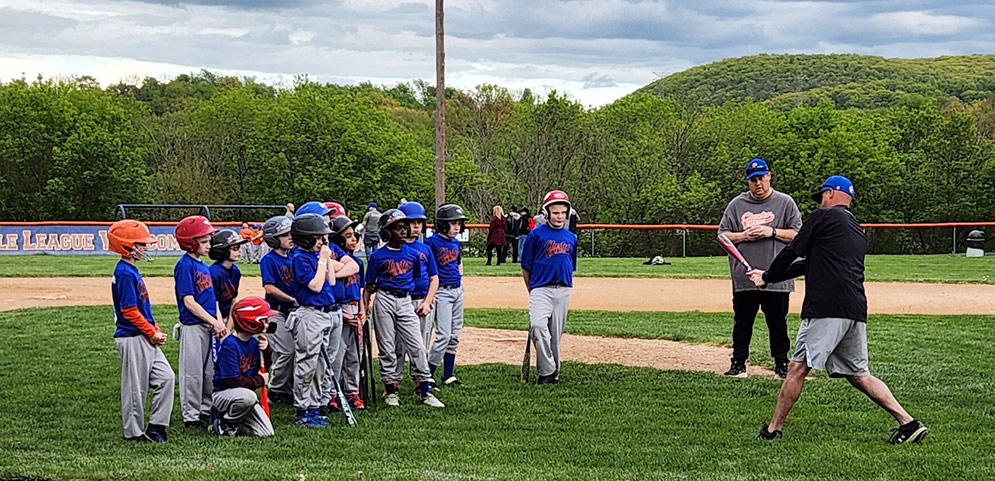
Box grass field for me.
[1,306,992,480]
[1,254,994,283]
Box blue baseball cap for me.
[368,202,378,209]
[745,158,770,179]
[810,175,855,202]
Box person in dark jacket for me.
[486,205,508,266]
[505,206,525,263]
[518,207,533,262]
[748,176,928,445]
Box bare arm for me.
[183,295,227,338]
[334,255,360,278]
[263,284,296,304]
[522,268,530,291]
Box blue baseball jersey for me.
[260,250,295,311]
[212,334,260,392]
[112,260,156,338]
[425,233,462,287]
[521,224,578,290]
[329,244,347,305]
[174,254,217,325]
[341,254,364,303]
[292,249,336,307]
[209,262,241,319]
[409,241,438,297]
[365,244,419,293]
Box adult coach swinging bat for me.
[717,233,752,271]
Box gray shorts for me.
[792,318,869,378]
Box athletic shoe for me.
[421,393,446,408]
[428,380,441,392]
[308,408,330,427]
[145,424,168,444]
[184,420,206,429]
[724,361,748,378]
[536,373,558,385]
[346,393,366,410]
[269,391,294,404]
[319,399,340,417]
[384,392,401,406]
[774,361,788,379]
[294,414,323,428]
[756,422,782,441]
[124,433,151,443]
[443,376,463,387]
[890,419,929,445]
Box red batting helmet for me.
[175,215,218,253]
[108,220,156,259]
[231,296,276,334]
[541,190,571,217]
[324,202,346,219]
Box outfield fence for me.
[1,221,992,257]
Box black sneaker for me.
[536,373,558,385]
[125,433,151,443]
[724,361,748,378]
[184,420,206,429]
[145,424,168,444]
[756,422,782,441]
[774,361,788,379]
[889,419,929,445]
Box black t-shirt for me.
[763,205,868,322]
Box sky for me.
[0,0,992,106]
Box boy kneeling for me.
[210,296,276,437]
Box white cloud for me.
[0,0,993,106]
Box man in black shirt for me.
[747,176,928,445]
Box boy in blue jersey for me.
[426,204,469,387]
[208,230,248,322]
[521,190,578,385]
[330,215,368,410]
[259,216,297,403]
[364,209,445,408]
[395,202,439,387]
[318,213,360,416]
[210,296,276,438]
[174,215,228,428]
[109,220,174,443]
[287,213,348,427]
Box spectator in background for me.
[505,206,523,263]
[518,207,534,261]
[285,203,295,219]
[362,203,382,257]
[534,210,547,227]
[568,208,580,235]
[486,205,508,266]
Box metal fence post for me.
[682,229,687,257]
[590,229,595,257]
[953,226,957,254]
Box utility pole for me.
[434,0,446,210]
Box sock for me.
[418,381,430,398]
[295,408,308,419]
[443,352,456,379]
[429,363,438,376]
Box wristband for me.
[771,228,777,238]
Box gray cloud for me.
[0,0,993,105]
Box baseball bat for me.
[332,371,358,427]
[259,361,271,419]
[357,324,368,406]
[717,233,752,271]
[364,315,377,407]
[519,326,532,384]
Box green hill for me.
[639,54,995,109]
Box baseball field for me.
[1,255,993,480]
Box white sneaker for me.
[421,393,445,408]
[384,392,400,407]
[443,376,463,387]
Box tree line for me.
[1,66,994,255]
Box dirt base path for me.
[3,276,989,378]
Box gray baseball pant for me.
[529,285,572,377]
[394,297,433,379]
[429,286,464,366]
[374,291,431,384]
[267,310,295,398]
[116,336,174,438]
[178,323,214,422]
[334,303,362,395]
[212,388,274,437]
[288,306,332,409]
[319,309,344,405]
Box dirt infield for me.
[3,276,989,377]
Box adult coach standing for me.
[718,158,801,379]
[748,175,928,444]
[362,203,382,258]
